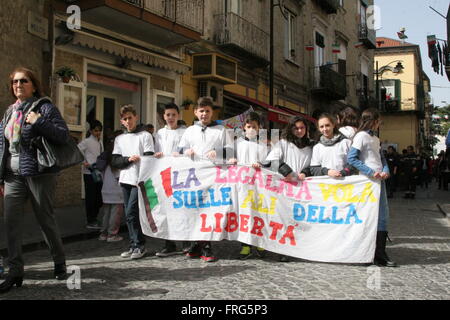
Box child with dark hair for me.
[228,111,267,259]
[78,120,104,229]
[264,116,312,262]
[178,97,234,263]
[154,103,189,257]
[347,108,397,268]
[112,105,154,260]
[310,113,353,177]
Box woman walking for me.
[0,67,69,293]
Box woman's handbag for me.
[28,98,84,171]
[33,134,84,171]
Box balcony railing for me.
[384,99,400,112]
[311,65,347,100]
[214,13,269,65]
[314,0,340,14]
[358,24,376,49]
[141,0,204,34]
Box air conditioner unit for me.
[198,81,224,108]
[192,53,237,84]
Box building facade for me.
[0,0,377,210]
[375,37,432,153]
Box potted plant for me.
[55,66,76,83]
[182,98,194,110]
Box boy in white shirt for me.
[78,120,104,230]
[178,97,234,262]
[154,103,189,257]
[111,105,154,260]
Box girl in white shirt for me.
[310,113,352,177]
[265,116,313,182]
[347,108,397,267]
[265,116,313,262]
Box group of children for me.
[80,96,396,268]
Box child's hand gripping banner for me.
[138,156,380,263]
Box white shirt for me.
[351,131,383,172]
[155,126,186,155]
[311,138,352,172]
[339,126,357,139]
[265,139,312,174]
[235,137,269,165]
[78,135,103,174]
[178,122,233,160]
[101,166,123,204]
[113,130,154,185]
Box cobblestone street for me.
[0,184,449,301]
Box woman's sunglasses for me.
[12,78,30,85]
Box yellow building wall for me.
[379,113,418,151]
[375,52,418,111]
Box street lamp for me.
[375,60,405,110]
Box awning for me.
[72,31,191,74]
[225,91,316,124]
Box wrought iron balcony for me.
[358,24,377,49]
[311,65,347,100]
[143,0,204,34]
[314,0,340,14]
[70,0,204,47]
[383,99,400,112]
[214,13,269,67]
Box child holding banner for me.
[177,97,234,262]
[264,116,313,262]
[154,103,189,257]
[111,105,155,260]
[228,111,267,259]
[310,113,353,177]
[347,108,397,267]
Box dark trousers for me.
[404,174,417,195]
[121,183,145,249]
[83,174,103,224]
[3,172,66,277]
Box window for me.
[315,31,325,67]
[284,9,297,61]
[359,0,367,26]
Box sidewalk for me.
[0,181,449,300]
[0,205,98,252]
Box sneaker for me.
[107,235,124,242]
[186,242,202,259]
[156,246,179,257]
[86,222,101,230]
[182,241,191,254]
[255,247,266,259]
[130,247,147,260]
[98,234,108,241]
[239,245,252,260]
[120,248,134,258]
[200,245,217,263]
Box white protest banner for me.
[138,156,380,263]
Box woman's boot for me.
[374,231,397,267]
